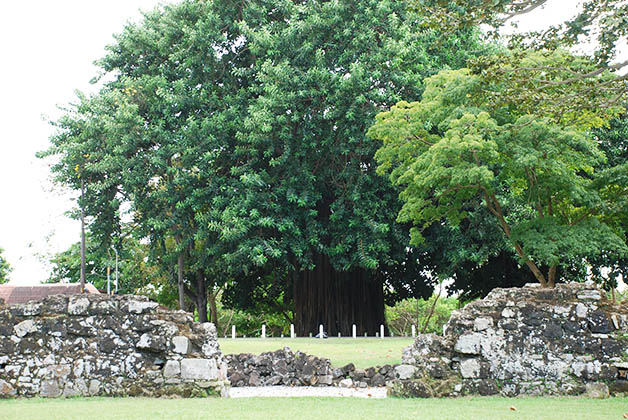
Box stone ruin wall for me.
[0,294,228,398]
[391,283,628,398]
[226,349,397,388]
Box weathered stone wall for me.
[391,283,628,398]
[0,294,229,398]
[226,348,396,388]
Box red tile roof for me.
[0,283,100,306]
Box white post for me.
[232,325,236,339]
[262,324,266,339]
[352,324,357,339]
[319,324,324,339]
[290,324,295,339]
[338,332,341,338]
[380,324,384,339]
[411,324,416,338]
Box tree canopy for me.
[41,0,483,334]
[368,63,628,288]
[0,247,11,284]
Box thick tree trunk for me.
[196,270,208,323]
[293,252,386,337]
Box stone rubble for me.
[390,283,628,397]
[225,348,397,388]
[0,294,229,398]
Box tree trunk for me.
[548,265,557,288]
[208,288,219,331]
[293,252,386,337]
[177,252,185,311]
[196,269,208,323]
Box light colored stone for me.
[553,306,570,316]
[585,382,609,399]
[473,317,494,331]
[68,296,90,315]
[318,375,333,385]
[88,379,101,396]
[339,378,353,388]
[14,319,38,337]
[577,290,601,301]
[40,380,61,398]
[501,308,516,318]
[394,365,418,380]
[575,303,588,318]
[0,379,16,397]
[172,336,190,354]
[180,358,219,380]
[460,358,481,379]
[454,333,483,355]
[127,300,158,314]
[163,361,180,378]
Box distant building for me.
[0,283,100,306]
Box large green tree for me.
[42,0,482,334]
[368,63,628,288]
[0,247,11,284]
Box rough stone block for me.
[127,300,159,314]
[395,365,418,380]
[181,358,219,380]
[460,358,481,379]
[454,333,483,355]
[577,290,601,301]
[40,380,62,398]
[88,379,101,396]
[339,378,353,388]
[164,361,181,378]
[0,379,16,397]
[14,320,38,338]
[473,317,494,332]
[585,382,609,399]
[68,296,90,315]
[137,333,167,352]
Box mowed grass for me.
[1,396,626,420]
[218,337,413,368]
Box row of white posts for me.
[230,323,419,339]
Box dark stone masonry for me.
[389,282,628,398]
[0,294,228,398]
[1,282,626,399]
[225,349,396,388]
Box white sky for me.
[0,1,624,289]
[0,0,164,284]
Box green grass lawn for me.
[1,396,626,420]
[218,337,414,368]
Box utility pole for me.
[112,245,119,293]
[80,177,86,293]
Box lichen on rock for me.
[0,294,229,398]
[390,283,628,397]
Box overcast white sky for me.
[0,0,164,284]
[0,1,621,286]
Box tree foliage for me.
[0,247,11,284]
[368,64,628,288]
[46,233,176,305]
[41,0,483,333]
[411,1,628,123]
